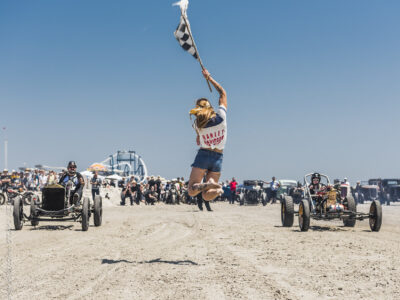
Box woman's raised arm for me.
[202,69,227,109]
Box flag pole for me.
[181,13,212,93]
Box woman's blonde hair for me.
[189,98,216,129]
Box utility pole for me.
[2,127,7,170]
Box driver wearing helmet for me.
[58,161,85,205]
[309,173,326,195]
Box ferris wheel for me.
[101,150,148,183]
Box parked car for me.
[381,179,400,205]
[287,184,305,204]
[277,180,298,201]
[238,180,267,206]
[353,181,380,204]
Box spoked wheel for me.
[0,193,5,205]
[343,195,356,227]
[94,195,103,227]
[298,199,310,232]
[281,196,294,227]
[13,197,24,230]
[23,192,34,205]
[30,197,39,227]
[369,200,382,232]
[81,197,90,231]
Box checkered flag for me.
[174,17,198,59]
[173,0,212,92]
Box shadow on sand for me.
[101,258,198,266]
[291,225,347,232]
[30,224,74,231]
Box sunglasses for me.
[68,166,76,169]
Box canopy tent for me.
[88,163,107,172]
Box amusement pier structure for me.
[101,150,148,183]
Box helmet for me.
[67,161,77,175]
[311,173,321,183]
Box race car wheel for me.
[0,193,5,205]
[281,196,294,227]
[13,197,24,230]
[343,195,356,227]
[369,200,382,232]
[94,195,102,227]
[23,192,34,205]
[30,198,39,227]
[81,197,90,231]
[298,199,310,232]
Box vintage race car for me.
[238,180,267,206]
[13,182,102,231]
[281,173,382,232]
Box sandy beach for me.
[1,198,399,300]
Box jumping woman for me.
[188,69,227,201]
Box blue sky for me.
[1,0,399,183]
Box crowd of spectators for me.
[0,168,243,211]
[0,168,60,192]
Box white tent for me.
[106,174,122,181]
[81,170,93,178]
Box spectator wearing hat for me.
[1,169,11,191]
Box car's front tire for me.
[94,195,102,227]
[299,200,310,232]
[13,197,24,230]
[81,197,90,231]
[281,196,294,227]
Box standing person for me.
[39,170,48,191]
[47,170,57,185]
[354,181,362,204]
[156,176,162,201]
[342,177,350,186]
[229,177,237,204]
[32,169,40,191]
[91,171,102,201]
[148,176,156,189]
[269,176,280,204]
[188,69,228,201]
